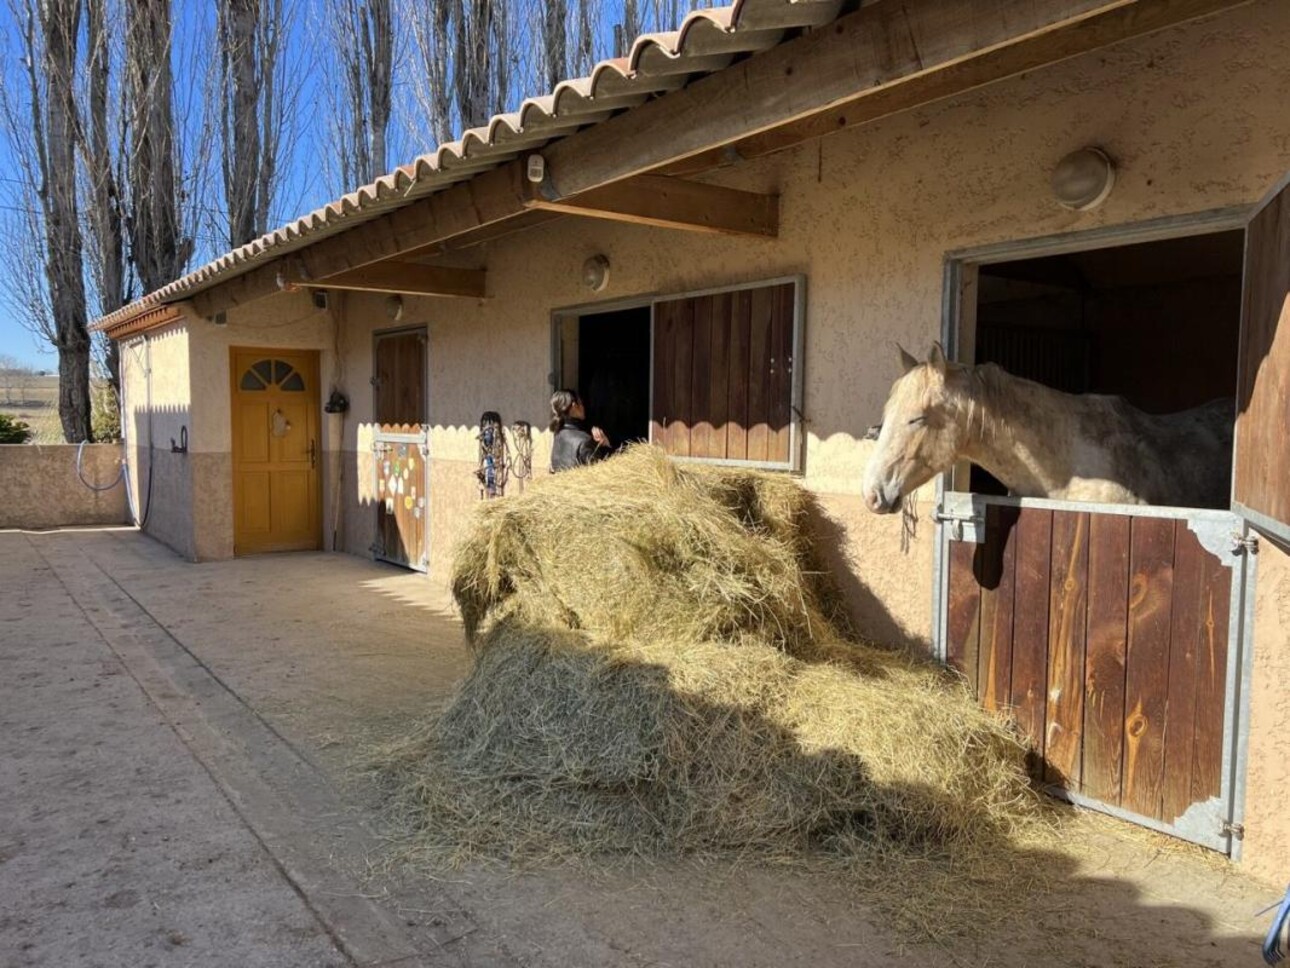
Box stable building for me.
[94,0,1290,884]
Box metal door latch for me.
[1232,534,1260,556]
[1221,820,1245,839]
[933,508,985,543]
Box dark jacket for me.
[550,419,607,472]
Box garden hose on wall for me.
[75,437,126,492]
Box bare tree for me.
[217,0,287,246]
[126,0,193,291]
[571,0,597,78]
[615,0,641,58]
[540,0,566,91]
[326,0,395,189]
[0,355,32,406]
[408,0,455,144]
[83,0,126,396]
[4,0,93,441]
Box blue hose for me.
[1263,884,1290,965]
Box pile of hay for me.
[374,447,1041,879]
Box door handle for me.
[308,439,317,468]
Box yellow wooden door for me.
[230,350,321,554]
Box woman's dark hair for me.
[549,388,582,432]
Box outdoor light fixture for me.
[581,254,610,292]
[1051,147,1116,211]
[526,154,546,184]
[385,294,404,321]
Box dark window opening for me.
[563,306,652,451]
[968,230,1244,499]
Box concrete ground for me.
[0,527,1281,968]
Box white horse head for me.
[861,342,967,514]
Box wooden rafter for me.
[191,162,531,315]
[284,261,486,298]
[527,175,778,237]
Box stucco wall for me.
[120,323,198,557]
[1244,535,1290,885]
[0,445,128,529]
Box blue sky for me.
[0,1,705,370]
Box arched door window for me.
[239,358,307,392]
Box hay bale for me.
[451,446,848,652]
[378,618,1033,863]
[378,446,1039,875]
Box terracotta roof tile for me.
[93,0,844,334]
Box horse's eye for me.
[907,414,927,427]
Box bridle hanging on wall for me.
[476,411,508,499]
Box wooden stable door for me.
[1235,172,1290,546]
[941,496,1248,851]
[372,329,428,571]
[651,281,798,467]
[231,350,321,554]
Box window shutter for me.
[1233,174,1290,545]
[651,280,798,467]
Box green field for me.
[0,375,124,443]
[0,375,61,442]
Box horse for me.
[861,343,1233,513]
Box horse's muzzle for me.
[863,485,903,515]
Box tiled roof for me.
[94,0,844,334]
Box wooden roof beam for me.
[538,0,1254,195]
[526,175,778,237]
[191,161,532,316]
[285,261,486,298]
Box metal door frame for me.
[932,207,1258,855]
[370,327,429,572]
[370,424,431,573]
[933,491,1256,855]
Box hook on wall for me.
[170,425,188,455]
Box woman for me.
[549,389,612,472]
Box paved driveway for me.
[0,528,1279,968]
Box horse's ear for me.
[928,341,948,372]
[897,343,919,374]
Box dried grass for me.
[370,446,1059,936]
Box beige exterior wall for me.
[115,1,1290,880]
[1244,535,1290,885]
[0,444,128,529]
[120,322,198,557]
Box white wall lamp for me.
[384,294,404,321]
[581,254,610,292]
[1051,147,1116,212]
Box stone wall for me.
[0,444,128,529]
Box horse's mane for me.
[956,361,1017,444]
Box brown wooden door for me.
[231,350,321,554]
[651,281,797,466]
[943,498,1243,850]
[1234,174,1290,545]
[372,329,427,570]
